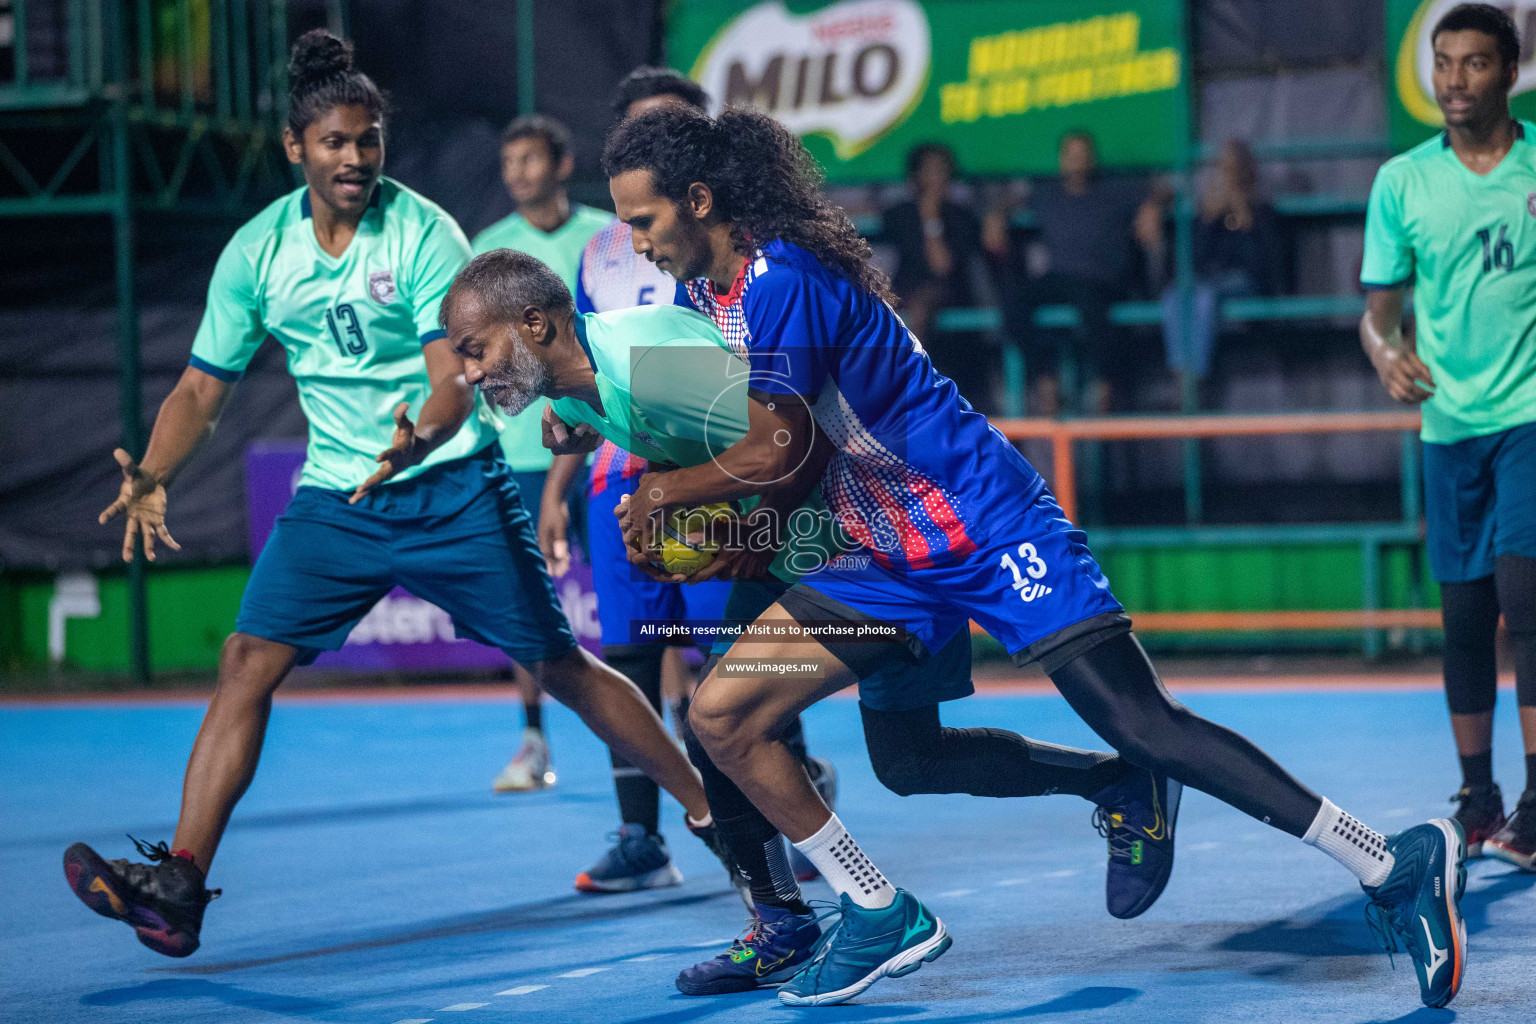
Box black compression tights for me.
[1048,632,1323,838]
[859,702,1126,800]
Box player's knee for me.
[686,688,752,765]
[868,747,926,797]
[216,633,288,700]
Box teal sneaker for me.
[1362,818,1468,1008]
[777,890,951,1006]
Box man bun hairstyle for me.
[610,66,709,118]
[602,105,895,305]
[1433,3,1521,67]
[441,249,576,331]
[502,114,574,167]
[287,28,386,136]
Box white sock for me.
[1302,798,1394,888]
[792,814,896,909]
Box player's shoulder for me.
[374,179,467,239]
[744,239,848,307]
[597,302,723,345]
[1375,134,1450,186]
[570,203,617,233]
[471,210,527,253]
[218,186,306,272]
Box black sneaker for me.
[1486,789,1536,871]
[1091,767,1181,919]
[1450,782,1505,858]
[686,814,753,910]
[63,838,220,957]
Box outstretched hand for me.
[352,402,424,503]
[99,448,180,563]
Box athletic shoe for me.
[777,890,951,1006]
[63,837,220,957]
[574,823,683,894]
[1485,788,1536,870]
[686,813,753,911]
[1090,767,1182,919]
[1362,818,1467,1008]
[1450,783,1505,859]
[676,902,822,995]
[492,727,556,792]
[789,757,839,882]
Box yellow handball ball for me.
[658,502,735,575]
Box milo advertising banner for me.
[667,0,1190,180]
[1389,0,1536,150]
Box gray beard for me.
[482,339,554,416]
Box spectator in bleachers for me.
[881,143,1005,409]
[1158,140,1284,390]
[1007,131,1164,414]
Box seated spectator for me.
[881,143,1005,409]
[1159,139,1284,388]
[1006,131,1162,414]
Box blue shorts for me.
[237,446,577,665]
[587,477,732,648]
[1424,421,1536,582]
[785,489,1124,670]
[716,581,975,712]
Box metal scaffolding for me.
[0,1,342,683]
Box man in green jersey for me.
[61,30,718,959]
[1361,3,1536,868]
[441,248,1183,998]
[473,113,615,792]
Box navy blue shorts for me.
[784,489,1124,670]
[587,477,732,648]
[715,580,975,712]
[237,446,577,665]
[1424,420,1536,582]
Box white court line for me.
[390,1019,433,1023]
[495,985,548,996]
[623,954,666,962]
[558,967,609,978]
[689,937,735,947]
[995,878,1031,886]
[936,888,978,898]
[1187,842,1221,852]
[437,1005,489,1012]
[1043,869,1078,878]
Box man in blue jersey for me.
[537,68,839,901]
[60,31,721,960]
[601,105,1469,1008]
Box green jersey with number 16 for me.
[1362,122,1536,443]
[189,178,498,490]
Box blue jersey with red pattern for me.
[575,221,672,497]
[682,240,1043,571]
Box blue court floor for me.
[2,685,1533,1024]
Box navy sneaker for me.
[63,837,220,957]
[1362,818,1467,1008]
[1451,783,1505,859]
[1091,767,1181,919]
[676,902,822,995]
[777,890,951,1006]
[686,813,753,911]
[789,757,839,882]
[575,824,683,894]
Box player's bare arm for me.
[350,336,476,502]
[1360,288,1435,404]
[99,364,233,563]
[538,451,584,575]
[620,394,816,552]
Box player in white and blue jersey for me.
[603,105,1468,1008]
[60,33,721,960]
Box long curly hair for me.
[603,106,895,305]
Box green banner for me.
[1388,0,1536,150]
[666,0,1189,181]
